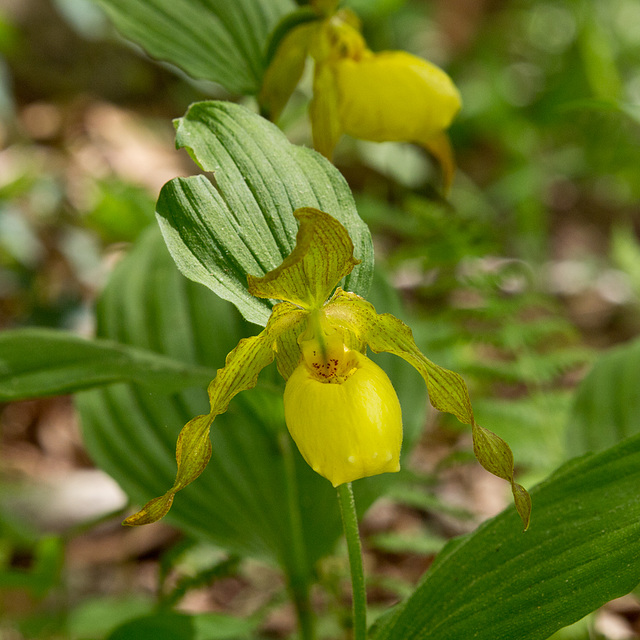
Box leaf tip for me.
[122,493,175,527]
[513,482,532,531]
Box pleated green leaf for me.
[566,335,640,456]
[372,432,640,640]
[93,0,294,95]
[156,101,373,326]
[0,328,215,401]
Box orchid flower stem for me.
[337,482,367,640]
[280,431,316,640]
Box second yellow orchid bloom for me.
[123,208,530,530]
[261,9,462,189]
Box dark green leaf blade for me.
[93,0,295,95]
[0,328,215,400]
[373,434,640,640]
[156,175,273,325]
[566,335,640,456]
[107,610,259,640]
[156,100,373,326]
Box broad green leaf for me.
[566,336,640,457]
[93,0,295,95]
[324,288,531,529]
[248,207,360,309]
[372,433,640,640]
[156,101,373,326]
[0,328,215,401]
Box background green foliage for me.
[1,0,639,638]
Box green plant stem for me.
[337,482,367,640]
[280,431,316,640]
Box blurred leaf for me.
[369,531,445,556]
[372,433,640,640]
[67,595,154,640]
[577,5,622,101]
[383,482,471,521]
[463,347,591,386]
[623,103,640,126]
[343,0,408,19]
[566,336,640,457]
[86,180,155,243]
[0,536,63,598]
[0,208,43,267]
[52,0,108,40]
[611,223,640,299]
[93,0,295,95]
[0,10,21,55]
[157,100,373,326]
[260,15,316,122]
[0,328,216,401]
[264,6,318,65]
[546,615,593,640]
[472,392,572,478]
[190,612,260,640]
[160,554,240,609]
[557,98,640,135]
[107,611,258,640]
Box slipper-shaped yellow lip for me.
[284,349,402,486]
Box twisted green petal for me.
[324,289,532,530]
[123,303,301,526]
[260,20,315,122]
[248,207,360,310]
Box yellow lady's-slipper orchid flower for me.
[123,208,530,530]
[285,329,403,486]
[260,9,462,189]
